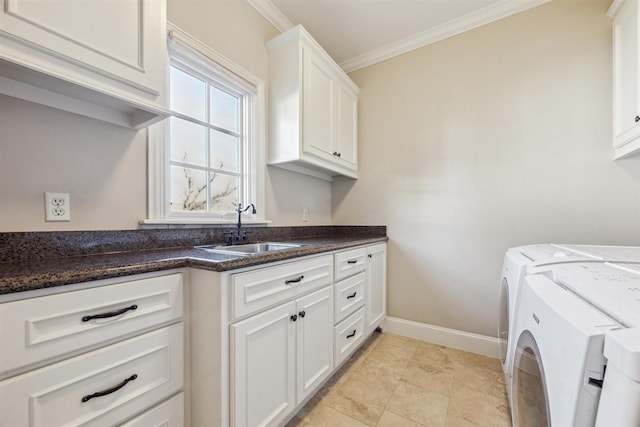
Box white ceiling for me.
[248,0,551,72]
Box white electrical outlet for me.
[45,192,70,221]
[302,208,309,222]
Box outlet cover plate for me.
[45,192,70,221]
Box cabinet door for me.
[612,0,640,149]
[231,301,296,427]
[296,286,334,404]
[0,0,166,111]
[302,46,336,162]
[336,82,358,171]
[366,244,387,335]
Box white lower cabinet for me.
[334,307,366,366]
[0,323,183,427]
[0,272,185,427]
[296,286,335,404]
[223,243,386,427]
[365,243,387,335]
[231,286,333,427]
[120,393,185,427]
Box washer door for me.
[512,330,551,427]
[498,277,509,367]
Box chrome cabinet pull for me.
[82,304,137,322]
[285,275,304,284]
[81,374,137,402]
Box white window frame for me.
[145,22,266,225]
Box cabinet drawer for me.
[0,273,183,377]
[0,323,183,427]
[334,272,365,323]
[120,392,184,427]
[334,307,366,367]
[334,247,367,281]
[231,255,333,320]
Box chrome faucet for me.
[228,202,256,245]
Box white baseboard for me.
[383,316,501,358]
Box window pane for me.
[170,166,207,211]
[170,117,206,166]
[210,172,238,212]
[210,129,239,172]
[170,66,206,122]
[210,86,239,133]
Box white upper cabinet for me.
[609,0,640,158]
[0,0,168,129]
[267,25,359,181]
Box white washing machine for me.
[556,244,640,262]
[545,262,640,329]
[511,262,640,426]
[499,244,640,392]
[498,244,604,401]
[510,274,619,426]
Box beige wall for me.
[0,0,332,232]
[334,0,640,337]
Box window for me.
[147,24,265,224]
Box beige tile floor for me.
[287,332,512,427]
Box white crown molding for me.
[246,0,294,33]
[607,0,624,17]
[340,0,553,73]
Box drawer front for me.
[334,272,365,324]
[120,392,184,427]
[334,247,367,282]
[231,255,333,320]
[334,307,366,367]
[0,323,183,427]
[0,273,183,378]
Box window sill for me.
[140,219,272,228]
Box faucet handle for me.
[241,231,250,242]
[223,231,234,246]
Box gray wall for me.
[2,0,639,340]
[0,0,332,231]
[333,0,640,337]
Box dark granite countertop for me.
[0,227,387,296]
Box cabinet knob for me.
[299,310,306,318]
[290,314,298,322]
[636,115,640,123]
[368,254,373,258]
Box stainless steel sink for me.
[195,242,306,256]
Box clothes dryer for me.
[510,274,619,426]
